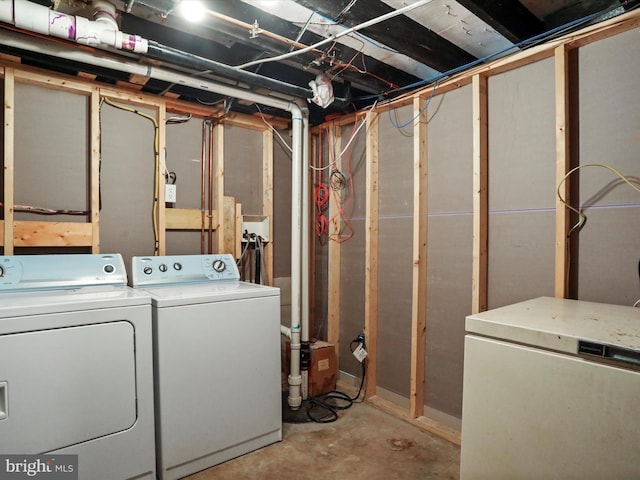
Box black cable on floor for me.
[306,337,367,423]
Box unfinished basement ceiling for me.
[0,0,635,123]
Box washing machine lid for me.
[466,296,640,355]
[137,281,279,307]
[0,286,150,318]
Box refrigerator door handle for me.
[578,340,640,367]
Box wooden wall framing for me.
[313,7,640,445]
[0,61,284,281]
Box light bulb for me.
[178,0,206,22]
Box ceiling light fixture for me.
[178,0,206,22]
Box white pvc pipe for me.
[0,20,311,410]
[236,0,434,69]
[300,112,310,400]
[0,0,148,52]
[286,102,304,410]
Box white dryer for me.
[131,254,282,480]
[0,254,156,480]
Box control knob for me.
[212,259,227,273]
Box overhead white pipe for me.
[0,24,310,409]
[236,0,434,69]
[0,0,148,53]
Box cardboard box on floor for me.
[308,341,337,397]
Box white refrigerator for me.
[460,296,640,480]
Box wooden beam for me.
[157,102,167,255]
[327,123,342,349]
[367,395,461,446]
[235,203,243,259]
[90,87,101,253]
[555,45,572,299]
[263,129,274,285]
[165,208,216,230]
[472,74,488,314]
[0,221,92,247]
[14,68,92,94]
[364,112,380,399]
[410,96,428,419]
[214,122,225,252]
[3,68,14,254]
[222,196,236,255]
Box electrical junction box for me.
[165,184,177,203]
[242,215,269,243]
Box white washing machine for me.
[0,253,156,479]
[130,254,282,480]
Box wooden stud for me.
[309,134,318,340]
[555,45,572,299]
[235,203,243,259]
[364,112,380,399]
[472,74,488,314]
[327,123,342,350]
[77,72,97,81]
[0,221,92,247]
[214,122,225,252]
[223,196,236,254]
[14,69,92,94]
[3,68,14,254]
[90,88,101,253]
[128,73,150,86]
[263,128,274,285]
[367,395,461,446]
[410,96,428,419]
[157,102,167,255]
[165,208,216,230]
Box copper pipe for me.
[204,10,323,56]
[201,119,207,254]
[208,121,214,253]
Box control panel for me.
[0,254,127,291]
[130,254,240,286]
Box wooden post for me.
[157,102,167,255]
[90,88,101,253]
[3,68,14,255]
[263,128,274,285]
[410,96,428,419]
[555,45,572,298]
[327,123,342,349]
[364,112,379,399]
[472,74,488,314]
[214,122,225,252]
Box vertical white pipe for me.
[287,103,303,410]
[300,109,310,400]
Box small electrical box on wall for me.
[242,215,269,243]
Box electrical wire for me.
[256,104,293,153]
[101,97,161,255]
[306,336,367,423]
[234,0,433,70]
[0,203,89,215]
[387,79,440,131]
[355,3,631,102]
[166,113,192,124]
[557,163,640,238]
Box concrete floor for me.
[185,402,460,480]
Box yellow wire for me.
[102,97,161,255]
[557,163,640,238]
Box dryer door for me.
[0,321,137,453]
